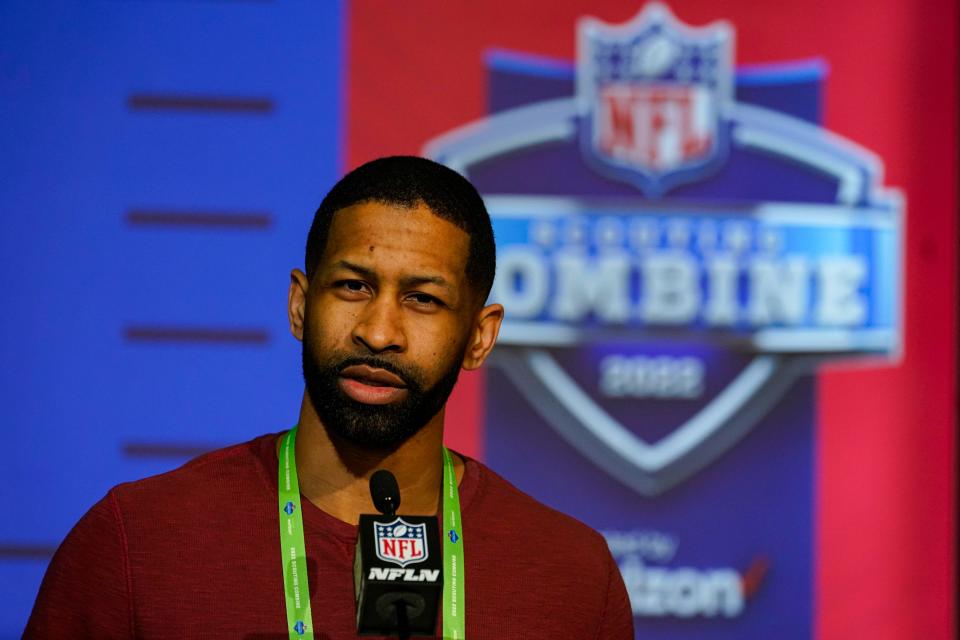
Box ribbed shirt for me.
[26,432,633,639]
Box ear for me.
[461,303,504,370]
[288,268,310,341]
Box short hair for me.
[305,156,496,302]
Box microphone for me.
[370,469,400,516]
[354,470,442,638]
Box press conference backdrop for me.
[0,2,955,639]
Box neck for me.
[288,391,463,525]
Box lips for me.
[338,364,409,405]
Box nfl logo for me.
[577,3,733,196]
[374,518,429,567]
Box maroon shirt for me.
[26,433,634,639]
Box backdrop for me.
[0,1,955,638]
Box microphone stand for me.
[394,599,410,640]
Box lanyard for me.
[441,446,465,639]
[278,426,466,639]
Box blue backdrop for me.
[0,2,343,635]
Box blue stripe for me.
[486,47,829,88]
[485,48,575,80]
[735,58,829,86]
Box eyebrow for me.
[332,260,454,293]
[333,260,375,279]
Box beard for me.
[301,331,465,450]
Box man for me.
[26,156,634,638]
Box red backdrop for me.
[344,2,957,637]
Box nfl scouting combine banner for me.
[422,5,900,638]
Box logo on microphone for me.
[374,518,429,567]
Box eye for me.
[334,279,370,298]
[407,292,443,309]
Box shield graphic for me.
[423,5,901,498]
[374,518,429,567]
[577,4,733,196]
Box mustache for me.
[333,356,421,391]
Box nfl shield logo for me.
[374,518,429,567]
[577,3,733,196]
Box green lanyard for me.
[441,446,465,639]
[277,426,466,639]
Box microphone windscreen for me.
[369,469,400,516]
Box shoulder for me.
[108,432,279,529]
[467,459,612,560]
[113,433,275,496]
[26,489,135,637]
[461,461,634,638]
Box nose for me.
[352,294,406,354]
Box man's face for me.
[299,201,476,449]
